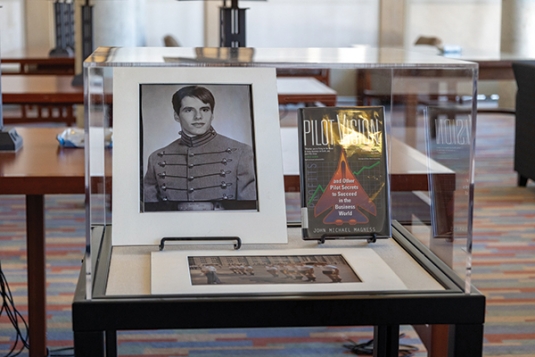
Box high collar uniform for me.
[143,128,256,209]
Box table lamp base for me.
[0,128,23,151]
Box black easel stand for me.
[318,233,378,245]
[159,237,242,251]
[220,0,247,47]
[159,237,241,250]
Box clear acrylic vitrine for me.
[84,46,478,299]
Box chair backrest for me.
[163,35,180,47]
[512,61,535,183]
[512,61,535,115]
[414,35,442,47]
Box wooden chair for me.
[3,103,77,126]
[276,68,330,86]
[163,35,180,47]
[512,61,535,186]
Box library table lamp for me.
[0,91,24,152]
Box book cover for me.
[298,106,390,240]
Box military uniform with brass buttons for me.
[143,128,256,211]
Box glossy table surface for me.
[276,77,337,106]
[1,75,83,104]
[412,46,535,80]
[0,127,85,194]
[280,127,453,192]
[2,46,74,61]
[1,47,75,75]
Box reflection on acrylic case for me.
[424,106,472,239]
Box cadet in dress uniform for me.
[143,86,256,211]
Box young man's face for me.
[175,96,214,137]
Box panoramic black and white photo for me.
[187,254,362,285]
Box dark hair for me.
[172,86,215,114]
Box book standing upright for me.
[298,106,391,241]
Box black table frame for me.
[72,223,485,357]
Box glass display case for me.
[84,47,477,299]
[76,46,484,357]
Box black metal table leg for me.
[106,330,118,357]
[74,331,105,357]
[452,324,484,357]
[373,325,400,357]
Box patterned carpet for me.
[1,113,534,356]
[470,114,535,357]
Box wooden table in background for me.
[447,51,535,81]
[0,76,332,126]
[0,127,86,357]
[413,47,535,80]
[355,48,535,114]
[1,47,75,75]
[277,77,337,107]
[1,75,83,125]
[281,127,454,194]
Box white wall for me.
[200,0,380,97]
[16,0,504,52]
[405,0,501,52]
[501,0,535,56]
[405,0,502,99]
[8,0,505,98]
[245,0,379,48]
[144,0,204,47]
[180,0,380,48]
[23,0,54,50]
[92,0,146,47]
[0,0,26,53]
[146,0,381,97]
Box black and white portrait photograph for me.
[112,67,288,246]
[140,84,258,212]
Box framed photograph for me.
[112,67,287,245]
[141,83,257,212]
[151,248,406,295]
